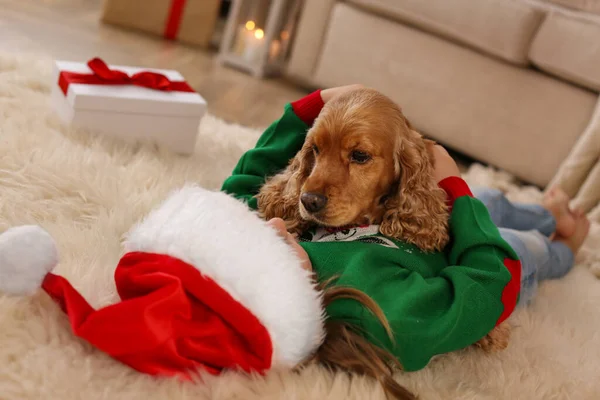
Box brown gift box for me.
[102,0,221,48]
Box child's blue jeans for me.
[472,188,574,306]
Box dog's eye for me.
[350,150,371,164]
[312,145,319,155]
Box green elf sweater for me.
[221,91,522,372]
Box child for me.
[221,86,590,399]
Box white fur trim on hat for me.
[123,185,325,368]
[0,225,59,295]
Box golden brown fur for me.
[257,88,449,251]
[259,88,510,399]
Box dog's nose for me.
[301,192,328,213]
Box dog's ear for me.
[379,131,450,252]
[256,141,314,234]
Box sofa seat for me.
[530,10,600,91]
[347,0,545,65]
[539,0,600,15]
[312,3,597,186]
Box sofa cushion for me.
[286,0,338,84]
[530,11,600,92]
[538,0,600,15]
[313,3,597,186]
[346,0,545,65]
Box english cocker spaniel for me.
[257,87,449,252]
[257,87,510,352]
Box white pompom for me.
[0,225,59,295]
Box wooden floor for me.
[0,0,474,170]
[0,0,308,128]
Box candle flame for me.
[245,20,256,30]
[254,29,265,39]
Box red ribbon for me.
[164,0,188,40]
[58,58,195,96]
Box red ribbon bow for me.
[58,58,195,96]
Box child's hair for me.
[303,281,417,400]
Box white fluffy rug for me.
[1,52,600,400]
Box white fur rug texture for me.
[1,52,600,400]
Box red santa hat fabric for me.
[0,186,325,378]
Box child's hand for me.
[320,84,365,104]
[266,218,313,272]
[430,144,461,183]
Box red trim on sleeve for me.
[496,258,522,326]
[291,90,324,126]
[438,176,473,207]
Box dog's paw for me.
[475,322,511,353]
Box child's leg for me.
[472,187,556,237]
[498,228,574,305]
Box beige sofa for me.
[285,0,600,213]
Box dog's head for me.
[258,88,449,251]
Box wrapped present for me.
[51,58,207,155]
[101,0,222,48]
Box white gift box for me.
[51,60,207,155]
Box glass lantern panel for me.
[267,0,303,65]
[228,0,273,64]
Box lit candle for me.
[269,39,281,62]
[244,28,265,64]
[234,20,257,55]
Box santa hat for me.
[0,186,325,378]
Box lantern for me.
[218,0,302,78]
